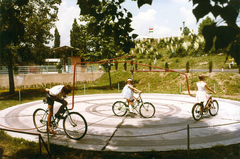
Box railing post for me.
[0,147,3,159]
[39,134,42,156]
[148,83,150,93]
[179,83,181,94]
[19,90,21,104]
[84,84,86,94]
[118,83,120,92]
[187,124,190,159]
[47,124,50,152]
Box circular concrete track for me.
[0,94,239,152]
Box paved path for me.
[0,94,239,152]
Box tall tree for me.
[70,17,92,58]
[190,0,240,65]
[198,16,215,35]
[182,26,191,36]
[70,18,80,49]
[0,0,61,94]
[71,15,125,86]
[77,0,141,54]
[54,28,60,48]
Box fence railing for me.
[0,128,51,158]
[0,65,100,75]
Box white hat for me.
[127,78,132,82]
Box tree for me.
[190,0,240,65]
[209,60,213,73]
[182,27,191,36]
[198,16,215,35]
[77,0,143,54]
[71,12,130,86]
[186,61,190,73]
[78,0,240,66]
[70,16,99,61]
[0,0,61,94]
[70,18,81,49]
[54,28,60,48]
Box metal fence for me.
[0,65,100,75]
[0,128,51,158]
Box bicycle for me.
[33,99,87,140]
[192,92,219,121]
[112,93,155,118]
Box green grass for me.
[0,130,239,159]
[117,54,235,70]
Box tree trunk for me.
[7,54,15,94]
[108,64,111,87]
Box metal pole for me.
[0,147,3,159]
[179,83,181,94]
[19,90,21,103]
[92,65,93,82]
[47,123,50,152]
[214,83,215,92]
[148,83,150,93]
[39,134,42,156]
[84,84,85,94]
[187,124,190,159]
[118,83,120,92]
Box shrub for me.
[124,62,127,71]
[149,61,152,71]
[209,60,213,73]
[115,62,118,70]
[165,62,169,71]
[186,61,190,73]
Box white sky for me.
[48,0,240,47]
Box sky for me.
[49,0,240,47]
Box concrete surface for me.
[0,93,239,152]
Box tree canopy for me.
[190,0,240,65]
[0,0,61,93]
[76,0,148,53]
[54,28,61,48]
[198,16,215,35]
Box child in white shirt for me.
[122,78,141,113]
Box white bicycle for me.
[112,93,155,118]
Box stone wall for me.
[0,72,104,87]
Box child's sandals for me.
[48,127,56,134]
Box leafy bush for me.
[186,61,190,73]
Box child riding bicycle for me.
[196,75,216,109]
[45,85,72,134]
[122,78,142,114]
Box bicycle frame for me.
[200,94,213,110]
[43,106,70,127]
[192,92,219,121]
[126,93,142,109]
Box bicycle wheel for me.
[139,102,155,118]
[112,101,128,116]
[209,100,219,116]
[63,112,87,140]
[192,103,202,121]
[33,108,48,133]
